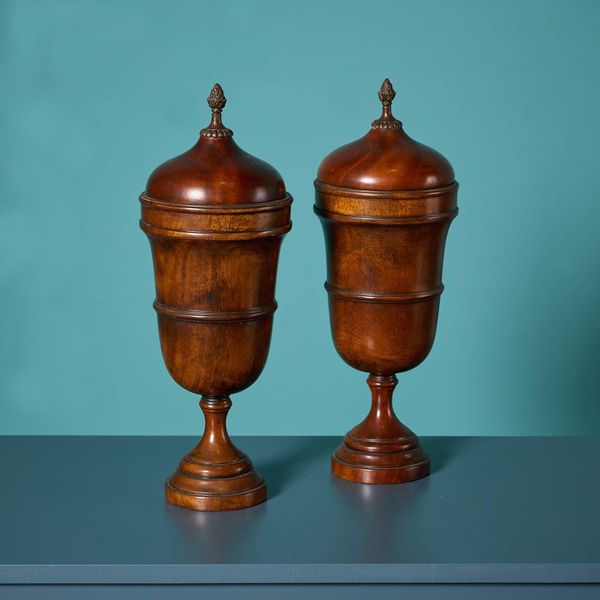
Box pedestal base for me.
[165,456,266,511]
[165,396,267,511]
[332,435,430,484]
[331,374,430,484]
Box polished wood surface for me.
[146,84,286,205]
[141,84,292,510]
[315,79,457,484]
[317,79,454,191]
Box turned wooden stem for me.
[365,374,400,431]
[332,373,429,483]
[165,395,265,510]
[352,374,410,441]
[193,396,243,463]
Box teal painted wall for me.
[2,0,599,436]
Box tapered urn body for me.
[140,84,292,510]
[315,80,458,484]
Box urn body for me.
[142,198,291,397]
[140,84,291,509]
[315,183,457,376]
[315,80,457,484]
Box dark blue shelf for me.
[1,436,599,598]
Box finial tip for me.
[207,83,226,112]
[371,78,401,130]
[378,78,396,106]
[201,83,233,137]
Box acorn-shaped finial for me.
[201,83,233,138]
[378,78,396,107]
[372,78,401,130]
[207,83,227,112]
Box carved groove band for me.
[314,180,458,200]
[175,468,256,482]
[347,431,417,446]
[154,301,277,323]
[183,455,248,467]
[140,220,292,240]
[314,205,457,225]
[165,479,265,498]
[333,455,431,472]
[325,282,443,304]
[140,193,293,214]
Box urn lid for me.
[145,84,286,205]
[317,79,455,191]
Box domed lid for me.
[146,84,286,205]
[317,79,455,191]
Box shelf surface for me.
[0,435,599,584]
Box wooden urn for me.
[314,79,458,484]
[140,84,292,510]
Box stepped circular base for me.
[332,438,430,484]
[332,453,430,484]
[165,450,267,511]
[165,477,267,511]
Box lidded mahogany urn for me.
[314,79,458,484]
[140,84,292,510]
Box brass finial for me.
[201,83,233,138]
[378,78,396,107]
[372,78,402,130]
[207,83,227,112]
